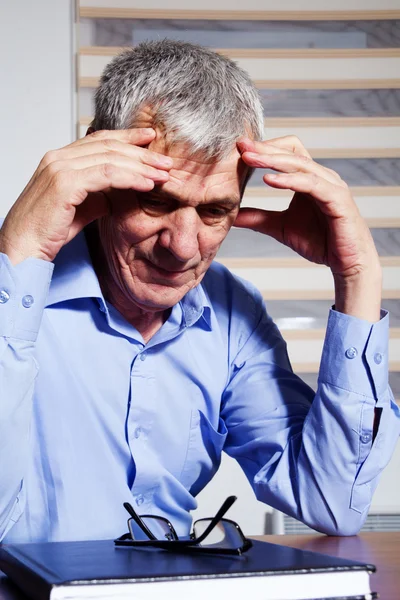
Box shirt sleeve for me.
[0,252,53,539]
[221,299,400,536]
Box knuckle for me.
[309,173,320,189]
[286,134,302,147]
[44,160,62,179]
[51,169,69,191]
[43,167,70,196]
[101,162,115,180]
[90,129,110,140]
[299,153,310,165]
[102,138,118,151]
[102,151,115,163]
[40,150,58,169]
[326,167,342,180]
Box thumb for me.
[67,192,110,242]
[234,207,285,243]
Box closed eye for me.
[197,204,237,223]
[138,195,174,215]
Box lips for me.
[144,259,193,282]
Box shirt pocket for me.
[179,409,228,497]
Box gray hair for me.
[93,39,264,159]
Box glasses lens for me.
[193,519,244,549]
[129,516,176,541]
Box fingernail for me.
[141,128,156,135]
[156,170,169,179]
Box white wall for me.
[0,0,75,216]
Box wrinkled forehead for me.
[148,134,249,203]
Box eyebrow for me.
[151,188,241,208]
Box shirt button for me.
[345,347,358,359]
[21,294,34,308]
[134,427,142,439]
[361,433,372,444]
[135,494,144,506]
[374,353,383,365]
[0,290,10,304]
[140,352,147,361]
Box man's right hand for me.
[0,128,172,265]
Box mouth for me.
[145,259,193,282]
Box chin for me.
[129,285,188,312]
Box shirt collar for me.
[46,231,212,330]
[46,231,103,307]
[180,282,212,330]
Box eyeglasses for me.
[114,495,253,555]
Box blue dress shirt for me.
[0,231,399,543]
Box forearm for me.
[0,252,53,538]
[279,309,398,534]
[333,255,382,324]
[224,306,399,536]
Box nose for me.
[158,208,200,263]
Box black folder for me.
[0,538,376,600]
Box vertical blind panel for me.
[79,18,400,49]
[248,159,400,186]
[263,126,400,148]
[264,299,400,328]
[79,1,400,12]
[228,265,400,292]
[261,89,400,117]
[241,193,400,222]
[218,229,400,259]
[234,56,400,81]
[79,53,400,81]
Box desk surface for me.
[0,532,399,599]
[259,532,400,600]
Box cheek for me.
[198,224,231,261]
[114,214,162,249]
[108,192,161,243]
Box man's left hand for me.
[235,136,382,322]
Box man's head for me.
[92,40,264,321]
[93,39,264,159]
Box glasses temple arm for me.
[193,495,237,544]
[123,501,158,541]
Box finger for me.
[242,151,343,186]
[50,128,157,164]
[237,136,312,159]
[261,135,312,159]
[52,140,173,169]
[55,164,157,207]
[262,171,354,217]
[45,154,171,184]
[67,192,110,241]
[75,127,157,148]
[264,137,344,182]
[234,207,285,242]
[39,137,173,176]
[238,138,294,158]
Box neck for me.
[84,224,169,343]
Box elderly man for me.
[0,40,398,544]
